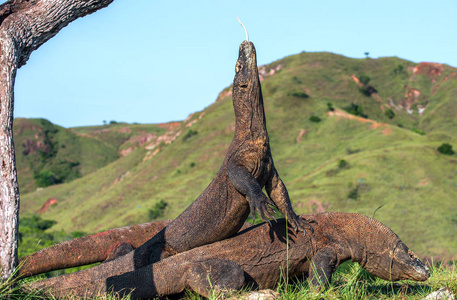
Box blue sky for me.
[12,0,457,128]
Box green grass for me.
[2,262,455,299]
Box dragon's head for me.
[365,240,430,282]
[388,241,430,281]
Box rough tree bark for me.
[0,0,114,281]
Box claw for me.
[264,209,275,221]
[308,224,314,234]
[267,198,278,209]
[300,219,315,235]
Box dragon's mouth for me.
[409,261,430,281]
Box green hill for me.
[14,118,120,193]
[13,119,175,194]
[18,52,457,260]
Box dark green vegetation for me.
[344,103,368,118]
[437,143,455,156]
[148,199,168,220]
[17,53,457,261]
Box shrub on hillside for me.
[356,74,378,96]
[338,159,349,169]
[326,159,350,176]
[437,143,455,156]
[34,169,60,187]
[34,160,81,187]
[182,129,198,142]
[327,102,335,111]
[148,200,168,220]
[359,85,378,97]
[412,128,426,135]
[392,64,406,76]
[344,103,368,118]
[291,76,302,84]
[385,109,395,119]
[347,182,370,201]
[348,187,358,200]
[289,91,309,98]
[309,115,321,123]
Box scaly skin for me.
[23,40,310,285]
[32,212,429,299]
[18,220,171,278]
[18,221,253,277]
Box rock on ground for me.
[423,287,455,300]
[227,289,279,300]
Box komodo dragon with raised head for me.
[31,212,430,299]
[21,39,311,282]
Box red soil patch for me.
[296,129,307,143]
[38,198,58,214]
[216,89,232,101]
[307,199,328,213]
[412,62,444,81]
[432,71,457,95]
[120,133,158,156]
[418,178,429,186]
[328,109,391,135]
[381,127,392,135]
[21,139,49,155]
[157,122,181,130]
[351,75,361,86]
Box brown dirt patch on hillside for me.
[157,122,181,130]
[328,109,391,135]
[411,62,444,82]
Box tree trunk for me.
[0,0,114,282]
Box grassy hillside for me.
[13,119,174,194]
[19,52,457,260]
[14,118,120,193]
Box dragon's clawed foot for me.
[248,194,278,224]
[288,215,317,235]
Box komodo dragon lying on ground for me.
[18,220,252,277]
[18,220,171,277]
[21,39,311,283]
[30,212,430,299]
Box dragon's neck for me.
[232,78,268,141]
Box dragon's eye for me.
[235,61,243,73]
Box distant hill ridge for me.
[17,51,457,260]
[13,118,181,193]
